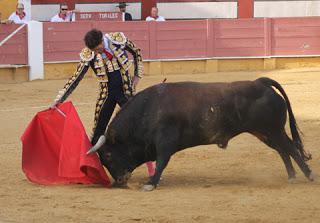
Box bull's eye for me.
[105,152,111,160]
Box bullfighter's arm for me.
[54,48,94,103]
[124,39,143,78]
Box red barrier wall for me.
[43,21,150,61]
[43,22,92,61]
[152,20,208,59]
[0,24,28,65]
[212,18,266,57]
[43,17,320,62]
[271,17,320,56]
[2,17,320,65]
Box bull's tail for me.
[257,77,312,161]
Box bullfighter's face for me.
[92,42,104,54]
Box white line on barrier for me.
[0,24,27,47]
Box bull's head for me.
[87,135,134,186]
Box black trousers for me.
[91,71,128,145]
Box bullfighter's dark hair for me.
[84,29,103,50]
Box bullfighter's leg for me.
[146,161,155,177]
[91,83,117,146]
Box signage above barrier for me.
[75,12,123,21]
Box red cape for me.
[21,101,110,186]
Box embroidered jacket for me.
[57,32,143,103]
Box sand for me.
[0,68,320,223]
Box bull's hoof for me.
[142,184,155,192]
[288,178,297,184]
[308,172,315,181]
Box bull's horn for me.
[86,135,106,155]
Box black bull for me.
[87,77,313,190]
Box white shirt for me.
[146,16,166,22]
[103,36,113,55]
[8,12,30,24]
[50,13,73,22]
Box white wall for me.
[31,4,60,21]
[27,21,44,80]
[255,0,320,17]
[157,2,238,19]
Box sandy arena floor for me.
[0,69,320,223]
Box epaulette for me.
[79,47,94,62]
[106,32,127,45]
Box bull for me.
[87,77,313,191]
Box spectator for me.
[117,2,132,21]
[7,3,30,24]
[51,3,75,22]
[146,7,165,21]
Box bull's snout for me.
[115,172,132,186]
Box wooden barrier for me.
[0,24,28,65]
[2,17,320,65]
[271,17,320,56]
[42,18,320,62]
[43,22,92,62]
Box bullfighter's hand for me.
[50,89,65,108]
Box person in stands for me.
[51,3,75,22]
[7,3,30,24]
[117,2,132,21]
[146,7,165,22]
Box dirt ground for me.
[0,68,320,223]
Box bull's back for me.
[112,80,286,145]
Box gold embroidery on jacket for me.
[95,54,106,77]
[125,39,143,77]
[80,47,94,62]
[60,61,88,96]
[106,32,127,46]
[105,59,114,72]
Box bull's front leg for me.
[142,125,179,191]
[143,155,171,191]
